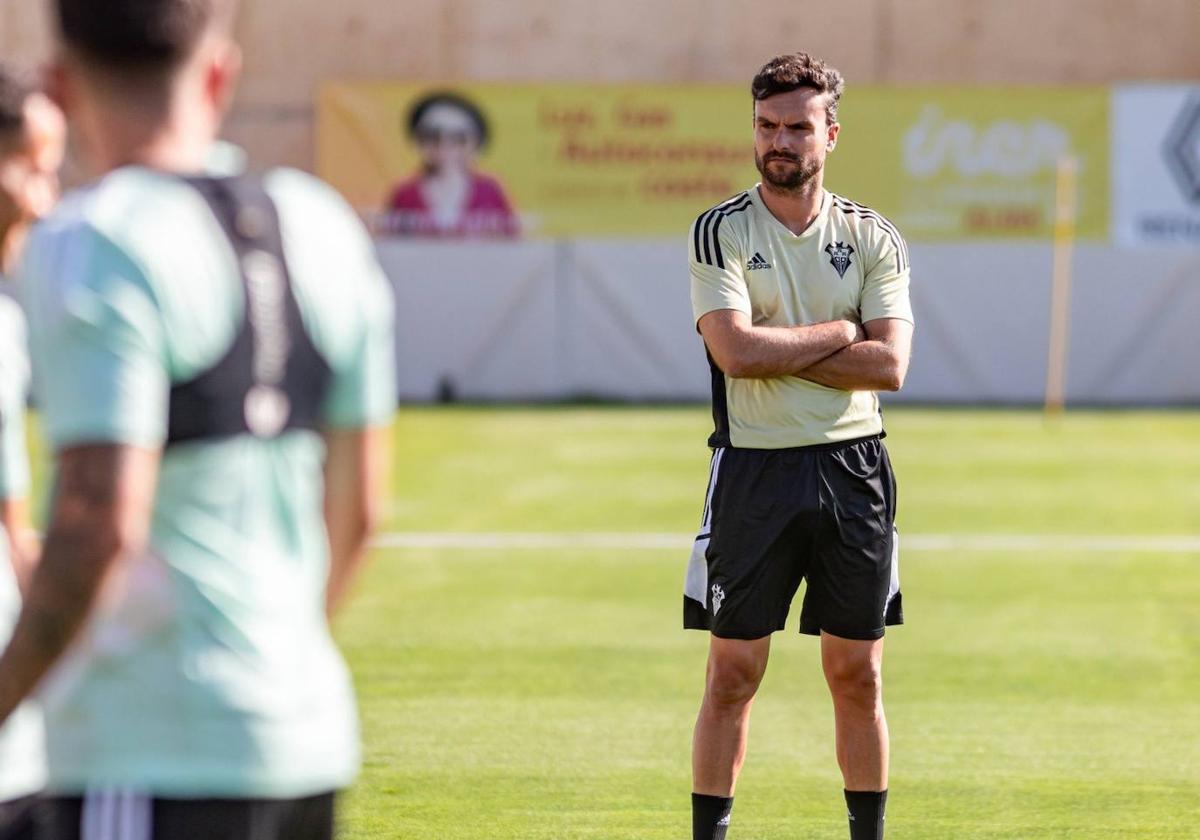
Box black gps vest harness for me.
[165,175,331,447]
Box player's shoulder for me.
[828,192,905,240]
[827,192,909,270]
[265,168,385,304]
[261,169,390,372]
[264,167,372,248]
[689,189,755,267]
[31,173,121,244]
[33,167,199,263]
[264,166,351,212]
[23,172,155,286]
[71,166,191,226]
[690,189,755,234]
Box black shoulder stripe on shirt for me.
[693,193,752,269]
[696,195,743,266]
[693,215,705,265]
[707,197,752,269]
[831,196,908,266]
[832,196,902,236]
[832,195,909,271]
[831,196,909,272]
[857,205,909,271]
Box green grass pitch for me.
[25,406,1200,837]
[329,406,1199,839]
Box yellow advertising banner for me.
[830,87,1109,240]
[316,82,1108,240]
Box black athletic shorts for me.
[683,435,902,641]
[38,790,336,840]
[0,795,38,840]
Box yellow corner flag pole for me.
[1045,156,1078,417]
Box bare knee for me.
[824,655,883,714]
[704,644,768,712]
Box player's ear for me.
[27,94,66,174]
[826,120,840,153]
[206,41,242,119]
[41,60,72,114]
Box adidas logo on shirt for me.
[746,252,772,270]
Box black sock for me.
[844,789,887,840]
[692,793,734,840]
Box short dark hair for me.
[0,64,35,147]
[406,92,490,150]
[751,53,845,124]
[54,0,230,72]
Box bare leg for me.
[821,632,888,791]
[692,634,771,796]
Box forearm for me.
[799,340,906,392]
[325,527,371,617]
[0,524,115,724]
[323,426,387,617]
[0,444,156,726]
[719,320,855,379]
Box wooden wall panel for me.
[3,0,1196,173]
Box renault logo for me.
[1164,93,1200,205]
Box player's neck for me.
[757,176,825,236]
[82,104,216,179]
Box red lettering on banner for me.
[963,205,1044,233]
[539,104,597,130]
[559,138,745,165]
[615,102,673,129]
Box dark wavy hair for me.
[55,0,234,71]
[751,53,845,124]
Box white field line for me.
[373,532,1200,553]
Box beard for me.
[755,150,822,193]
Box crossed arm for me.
[698,309,913,391]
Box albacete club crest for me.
[824,241,855,278]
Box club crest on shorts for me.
[711,584,726,615]
[824,241,855,278]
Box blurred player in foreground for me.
[0,64,65,840]
[685,53,913,840]
[0,1,395,837]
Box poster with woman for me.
[383,92,520,238]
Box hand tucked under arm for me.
[797,318,913,392]
[0,444,158,726]
[698,309,859,379]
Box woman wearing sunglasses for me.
[386,91,520,238]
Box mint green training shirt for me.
[18,161,396,797]
[0,290,46,802]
